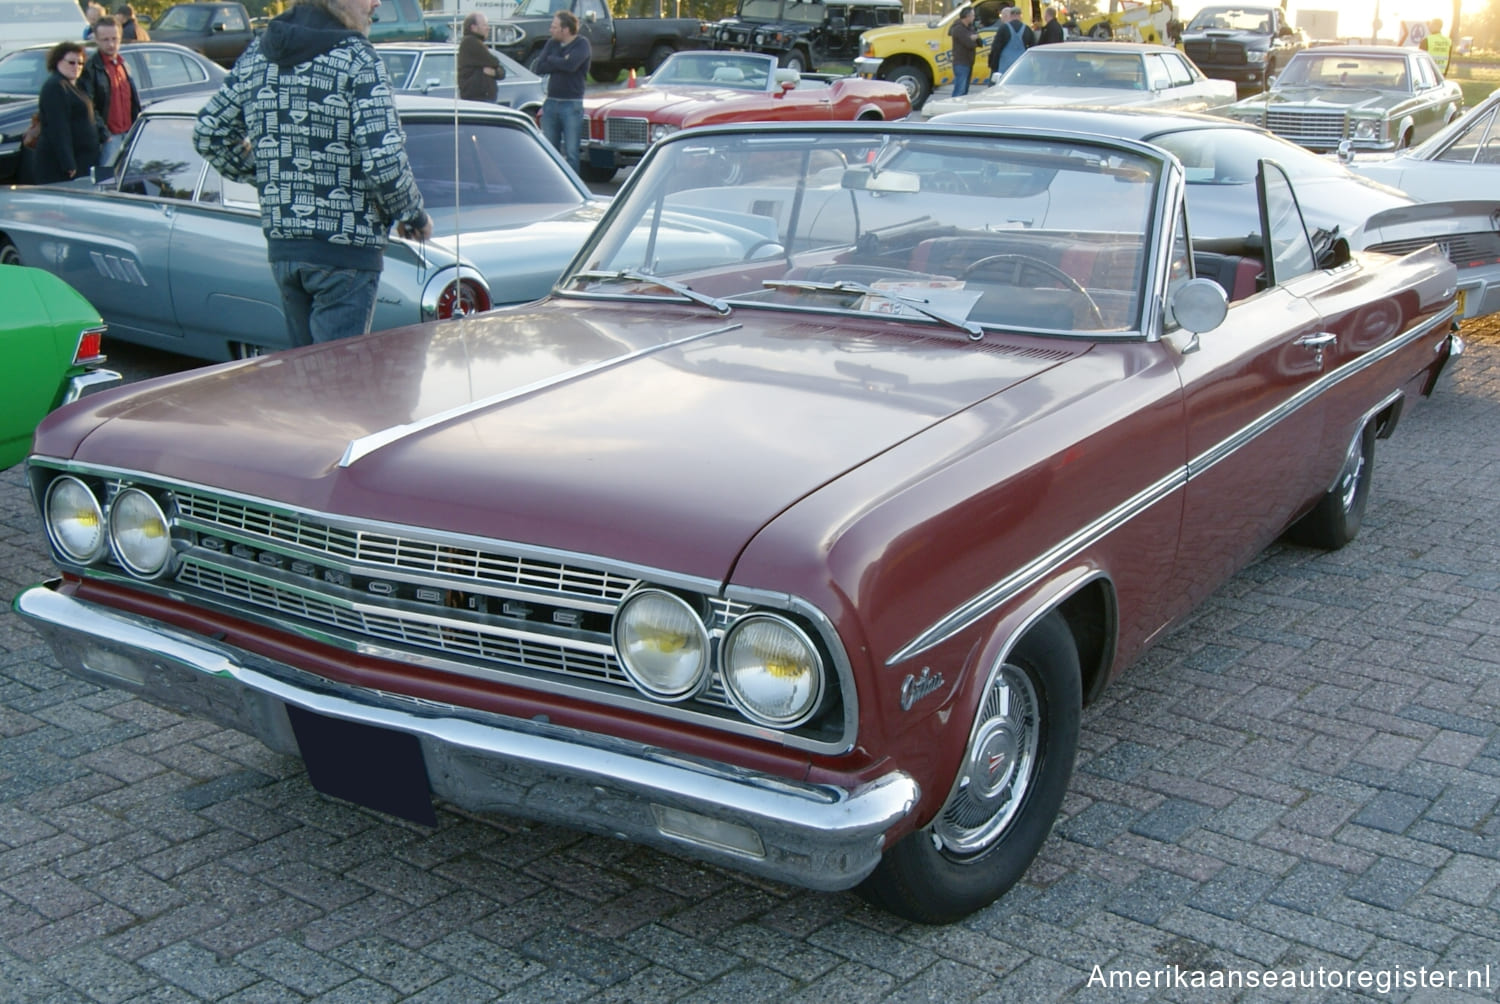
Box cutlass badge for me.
[900,667,945,710]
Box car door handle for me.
[1297,331,1336,365]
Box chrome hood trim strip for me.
[338,322,742,468]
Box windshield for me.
[567,128,1162,335]
[0,49,47,93]
[651,53,773,89]
[1186,7,1274,31]
[1003,50,1147,90]
[154,5,213,31]
[1276,52,1411,91]
[402,121,585,209]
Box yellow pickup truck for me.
[853,1,1002,109]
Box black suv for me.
[1181,5,1307,94]
[711,0,904,72]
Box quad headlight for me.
[44,476,106,564]
[721,614,824,728]
[108,487,171,577]
[650,123,679,143]
[613,589,710,700]
[1351,117,1381,140]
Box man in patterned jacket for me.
[192,0,432,347]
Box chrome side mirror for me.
[1168,277,1229,344]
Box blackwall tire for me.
[886,65,930,109]
[0,239,19,266]
[1287,422,1374,550]
[859,612,1081,924]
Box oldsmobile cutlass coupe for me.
[0,95,604,361]
[580,49,910,182]
[15,121,1462,923]
[1219,45,1463,153]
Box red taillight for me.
[436,278,492,319]
[72,325,107,366]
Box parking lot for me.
[1,317,1497,1001]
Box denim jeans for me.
[541,97,584,173]
[271,261,382,348]
[952,64,973,97]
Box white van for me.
[0,0,89,61]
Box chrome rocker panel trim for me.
[15,582,917,891]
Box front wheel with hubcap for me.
[859,612,1081,924]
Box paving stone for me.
[1353,790,1432,834]
[1346,857,1437,911]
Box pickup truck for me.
[148,2,258,68]
[853,0,1001,109]
[1180,4,1306,94]
[489,0,710,84]
[156,0,435,68]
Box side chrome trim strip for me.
[887,465,1186,666]
[339,323,742,468]
[891,303,1456,665]
[1188,306,1454,479]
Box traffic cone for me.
[628,67,637,88]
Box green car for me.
[0,267,121,469]
[1219,45,1463,153]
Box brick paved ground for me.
[1,321,1497,1002]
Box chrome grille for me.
[1367,230,1500,269]
[174,489,634,603]
[173,554,740,710]
[1264,110,1346,146]
[47,471,852,746]
[603,117,650,148]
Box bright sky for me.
[1175,0,1488,40]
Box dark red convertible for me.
[16,121,1462,923]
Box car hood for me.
[423,201,606,304]
[1261,86,1403,113]
[588,87,759,117]
[40,300,1083,580]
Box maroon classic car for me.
[16,121,1463,923]
[579,49,911,182]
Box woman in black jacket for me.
[34,41,100,184]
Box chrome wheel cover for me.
[932,663,1040,856]
[1336,435,1366,513]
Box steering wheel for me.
[741,238,786,262]
[925,170,969,195]
[959,253,1105,328]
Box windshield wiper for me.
[572,269,731,316]
[763,279,984,339]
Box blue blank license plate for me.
[286,705,437,826]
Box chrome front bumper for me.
[853,56,884,78]
[15,582,918,891]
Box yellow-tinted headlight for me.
[108,487,171,577]
[721,615,824,728]
[613,589,709,700]
[44,476,106,564]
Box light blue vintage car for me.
[0,95,607,361]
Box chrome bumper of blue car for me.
[14,581,918,891]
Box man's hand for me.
[397,215,434,241]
